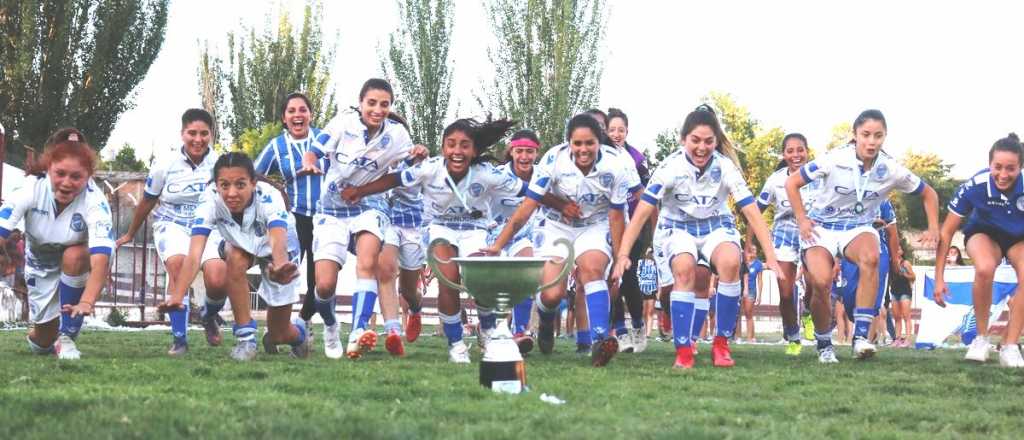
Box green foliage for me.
[893,149,961,230]
[103,143,148,172]
[479,0,607,151]
[650,128,680,169]
[105,307,128,327]
[826,122,852,151]
[0,0,169,166]
[235,122,284,160]
[200,0,338,142]
[381,0,454,155]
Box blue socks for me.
[853,307,877,340]
[352,278,378,331]
[233,320,258,342]
[584,281,610,340]
[315,294,338,326]
[169,296,190,344]
[202,297,226,319]
[384,319,402,334]
[289,318,307,347]
[576,329,592,346]
[512,297,533,334]
[439,312,463,345]
[58,273,88,338]
[478,307,497,331]
[715,281,741,338]
[670,291,695,348]
[784,325,802,343]
[692,297,710,342]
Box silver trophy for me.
[427,237,574,393]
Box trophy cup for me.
[427,237,574,394]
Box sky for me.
[104,0,1024,179]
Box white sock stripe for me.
[355,278,378,293]
[438,312,462,324]
[535,293,556,313]
[314,294,335,304]
[583,280,608,295]
[717,280,742,297]
[670,290,696,302]
[59,272,89,288]
[814,331,832,340]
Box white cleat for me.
[999,344,1024,368]
[323,323,344,360]
[965,336,992,363]
[818,345,839,364]
[852,337,876,360]
[55,334,81,360]
[617,332,634,353]
[632,325,648,353]
[448,340,471,364]
[230,340,258,361]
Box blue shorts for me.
[964,223,1024,257]
[839,249,890,321]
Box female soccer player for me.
[0,128,113,360]
[299,78,426,360]
[613,104,782,369]
[934,133,1024,367]
[117,109,228,356]
[255,93,329,348]
[486,114,633,367]
[786,109,938,363]
[344,117,524,364]
[161,152,306,361]
[754,133,817,355]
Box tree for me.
[197,41,228,145]
[380,0,454,154]
[650,128,680,170]
[0,0,169,167]
[826,122,852,151]
[703,92,783,208]
[894,149,961,230]
[104,143,148,172]
[235,122,283,160]
[479,0,607,150]
[200,0,338,142]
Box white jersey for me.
[642,150,753,235]
[190,182,297,258]
[314,110,413,218]
[0,176,114,271]
[488,163,539,242]
[144,147,219,226]
[800,144,924,230]
[400,157,525,231]
[756,166,823,231]
[527,144,634,227]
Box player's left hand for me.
[340,187,362,204]
[62,302,94,318]
[268,261,299,284]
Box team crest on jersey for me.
[599,172,614,188]
[709,166,722,184]
[824,206,836,215]
[328,182,339,193]
[380,134,391,147]
[469,183,484,197]
[874,163,888,180]
[546,154,557,165]
[261,194,273,204]
[70,213,86,232]
[1015,195,1024,212]
[254,222,267,237]
[0,206,11,220]
[534,231,545,248]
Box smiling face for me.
[509,146,537,177]
[683,125,717,169]
[215,166,255,214]
[442,130,475,177]
[783,137,809,171]
[181,120,212,163]
[608,116,628,147]
[48,157,91,206]
[853,119,886,162]
[990,150,1022,192]
[282,97,311,139]
[359,89,392,133]
[569,127,600,171]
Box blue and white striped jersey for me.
[948,169,1024,237]
[642,150,754,235]
[401,158,525,231]
[526,144,634,226]
[757,167,822,248]
[311,110,413,218]
[255,129,328,217]
[637,258,658,293]
[387,160,427,228]
[800,144,924,231]
[144,147,219,226]
[0,176,114,270]
[190,182,298,258]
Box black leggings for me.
[612,223,651,329]
[295,213,318,321]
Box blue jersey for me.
[637,258,658,293]
[877,199,896,250]
[747,259,764,291]
[948,169,1024,237]
[255,129,328,217]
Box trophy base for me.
[479,318,527,394]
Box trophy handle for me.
[427,238,468,293]
[537,238,575,292]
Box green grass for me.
[1,328,1023,439]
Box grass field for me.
[1,327,1023,439]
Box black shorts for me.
[963,223,1024,257]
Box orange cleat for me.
[406,313,422,343]
[711,336,735,367]
[673,345,695,369]
[346,329,378,360]
[385,329,405,357]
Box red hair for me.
[27,128,98,176]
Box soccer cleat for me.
[633,324,648,353]
[385,328,405,357]
[538,317,555,355]
[591,336,619,367]
[964,336,992,363]
[262,332,279,355]
[323,323,344,360]
[290,318,311,359]
[346,328,378,360]
[673,345,695,369]
[305,320,315,346]
[999,344,1024,368]
[406,313,422,343]
[802,315,815,341]
[167,340,189,357]
[55,334,81,360]
[514,332,535,355]
[448,340,471,364]
[617,332,634,353]
[477,326,494,353]
[852,336,877,360]
[230,340,258,361]
[202,314,222,347]
[711,336,735,367]
[576,343,592,355]
[817,345,839,364]
[785,341,803,357]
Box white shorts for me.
[427,225,487,257]
[800,225,879,258]
[659,226,741,281]
[23,267,61,324]
[534,220,612,262]
[652,226,674,287]
[775,244,800,263]
[254,255,302,307]
[313,211,389,265]
[154,221,223,265]
[384,225,427,270]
